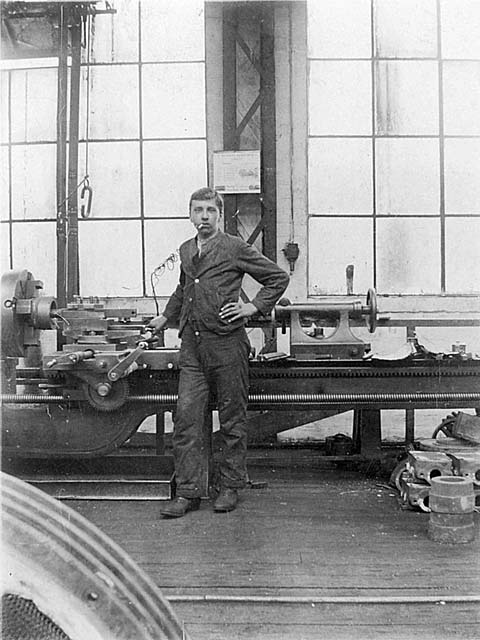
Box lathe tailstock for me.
[1,269,479,459]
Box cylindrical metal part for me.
[428,512,475,544]
[429,476,475,514]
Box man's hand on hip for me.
[219,301,257,322]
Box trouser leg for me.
[173,345,209,499]
[210,333,250,489]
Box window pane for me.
[86,0,139,63]
[142,63,206,138]
[375,61,439,134]
[308,138,372,214]
[79,220,143,296]
[143,140,207,217]
[80,66,139,140]
[11,221,56,292]
[0,222,10,273]
[1,71,9,142]
[78,141,140,218]
[444,138,480,213]
[10,68,57,143]
[376,138,440,214]
[374,0,437,58]
[144,219,194,296]
[308,218,374,294]
[1,147,9,220]
[445,218,480,293]
[307,0,371,59]
[376,218,441,293]
[141,0,205,62]
[11,145,56,220]
[443,62,480,134]
[309,61,372,135]
[441,0,480,59]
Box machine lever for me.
[107,344,146,381]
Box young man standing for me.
[149,187,289,517]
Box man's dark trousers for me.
[173,324,250,498]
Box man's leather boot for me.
[160,496,201,518]
[213,488,238,512]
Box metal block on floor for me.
[407,451,453,483]
[451,413,480,445]
[399,472,430,512]
[449,451,480,488]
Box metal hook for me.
[80,183,93,218]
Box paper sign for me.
[213,150,261,194]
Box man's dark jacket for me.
[163,231,289,336]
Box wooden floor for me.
[68,450,480,640]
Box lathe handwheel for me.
[366,288,377,333]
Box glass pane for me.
[308,217,374,294]
[10,68,57,143]
[0,222,11,273]
[11,221,56,293]
[142,63,206,139]
[376,218,441,293]
[1,71,9,143]
[142,0,205,62]
[445,218,480,293]
[443,62,480,134]
[307,0,371,59]
[143,140,207,217]
[0,146,9,220]
[86,0,139,63]
[375,138,440,214]
[308,138,372,213]
[309,61,372,135]
[444,138,480,213]
[374,0,437,58]
[78,141,140,218]
[80,65,139,140]
[11,144,56,220]
[375,61,439,134]
[144,219,194,297]
[441,0,480,59]
[78,220,143,296]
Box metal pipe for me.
[56,4,69,310]
[3,392,480,405]
[66,12,82,302]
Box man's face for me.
[190,198,222,240]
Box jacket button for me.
[195,331,200,336]
[194,278,199,283]
[189,298,193,302]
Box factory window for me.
[1,0,207,299]
[307,0,480,295]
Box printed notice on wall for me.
[213,150,261,194]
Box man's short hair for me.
[189,187,223,214]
